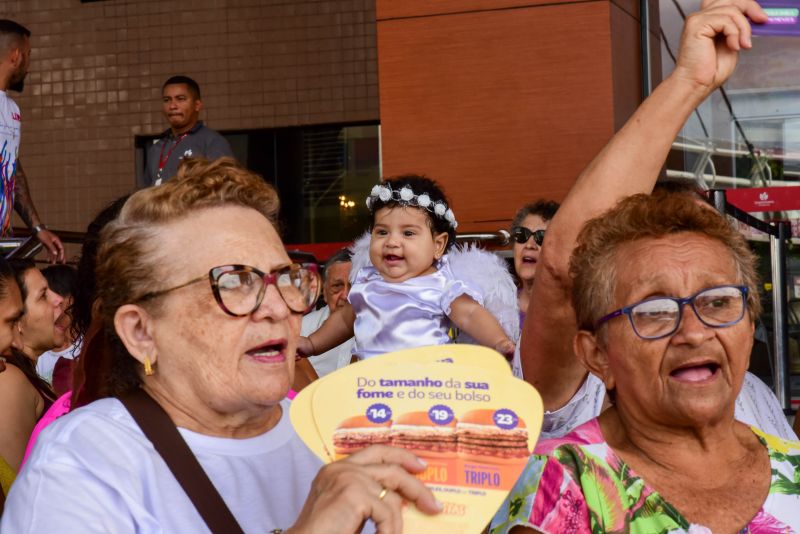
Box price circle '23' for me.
[493,408,519,430]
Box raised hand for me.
[673,0,767,94]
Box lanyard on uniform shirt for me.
[155,132,189,185]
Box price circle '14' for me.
[366,403,392,424]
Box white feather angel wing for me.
[348,231,373,284]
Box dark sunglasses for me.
[511,226,545,246]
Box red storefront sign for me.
[724,186,800,213]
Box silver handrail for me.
[455,229,510,246]
[674,139,800,162]
[2,228,86,261]
[666,170,800,188]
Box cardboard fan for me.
[291,345,543,533]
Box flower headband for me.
[366,184,458,229]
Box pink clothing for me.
[490,418,800,533]
[21,391,72,468]
[534,417,603,455]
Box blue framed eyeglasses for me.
[594,285,748,340]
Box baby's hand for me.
[296,336,315,358]
[494,339,516,360]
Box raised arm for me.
[13,160,65,263]
[521,0,767,410]
[298,302,356,357]
[448,295,515,357]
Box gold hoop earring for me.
[144,356,154,376]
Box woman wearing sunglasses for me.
[510,201,558,327]
[2,158,440,533]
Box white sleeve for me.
[335,338,356,370]
[300,308,326,337]
[734,372,797,440]
[510,344,523,379]
[2,404,183,534]
[539,373,606,440]
[2,458,141,533]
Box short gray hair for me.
[511,200,560,230]
[324,249,352,280]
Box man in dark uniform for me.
[140,76,233,188]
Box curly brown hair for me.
[569,191,761,334]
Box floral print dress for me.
[490,418,800,533]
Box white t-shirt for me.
[0,90,21,234]
[35,341,80,385]
[541,371,797,441]
[2,397,323,533]
[301,305,354,377]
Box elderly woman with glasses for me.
[491,1,800,532]
[496,192,800,532]
[519,2,794,445]
[2,158,440,533]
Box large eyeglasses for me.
[139,263,321,316]
[594,285,748,340]
[512,226,545,246]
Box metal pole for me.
[710,189,792,411]
[640,0,652,98]
[711,189,727,214]
[770,221,791,411]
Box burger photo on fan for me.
[456,409,529,464]
[332,415,392,459]
[389,411,458,458]
[329,408,531,466]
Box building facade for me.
[1,0,379,248]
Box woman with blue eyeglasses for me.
[2,158,441,533]
[495,0,800,531]
[494,191,800,533]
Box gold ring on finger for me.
[378,487,389,500]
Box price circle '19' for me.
[493,408,519,430]
[366,403,392,424]
[428,404,455,425]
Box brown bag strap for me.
[119,388,244,534]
